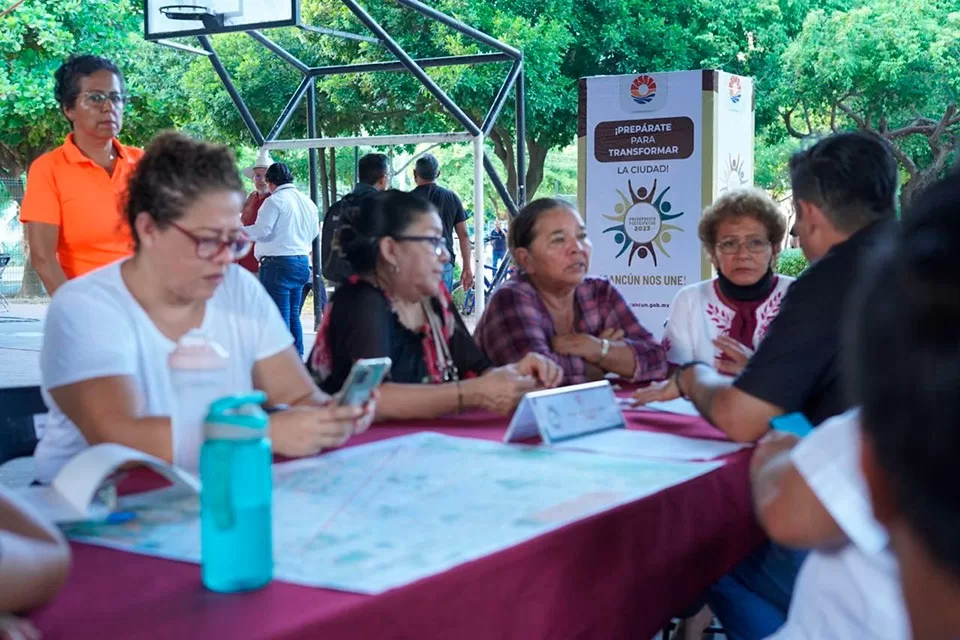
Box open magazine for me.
[14,444,200,524]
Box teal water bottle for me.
[200,392,273,593]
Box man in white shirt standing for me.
[751,410,909,639]
[243,162,320,357]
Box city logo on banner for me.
[619,73,668,112]
[720,154,749,193]
[728,75,743,104]
[602,179,685,267]
[629,74,658,104]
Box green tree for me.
[180,0,840,205]
[781,0,960,207]
[0,0,191,295]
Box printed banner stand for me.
[578,70,756,339]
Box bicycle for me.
[452,251,513,316]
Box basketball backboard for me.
[143,0,300,40]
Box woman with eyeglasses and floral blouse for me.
[308,190,562,420]
[661,188,793,376]
[20,55,144,295]
[33,132,375,484]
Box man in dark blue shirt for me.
[489,218,507,271]
[411,154,473,293]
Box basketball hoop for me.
[159,4,225,29]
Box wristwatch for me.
[598,337,611,363]
[674,361,707,399]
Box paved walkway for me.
[0,301,321,389]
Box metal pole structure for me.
[197,36,264,146]
[263,132,473,151]
[246,31,311,74]
[515,63,527,209]
[473,134,486,317]
[354,147,359,184]
[483,153,519,217]
[481,60,522,135]
[307,79,322,328]
[341,0,481,136]
[265,75,312,141]
[309,52,512,77]
[395,0,522,60]
[297,23,379,44]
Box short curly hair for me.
[698,188,787,251]
[126,131,244,250]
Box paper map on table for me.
[64,432,721,594]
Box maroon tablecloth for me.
[31,407,764,639]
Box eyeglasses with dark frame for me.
[169,222,252,260]
[715,238,772,255]
[392,235,448,257]
[79,91,130,110]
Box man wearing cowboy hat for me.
[239,148,274,274]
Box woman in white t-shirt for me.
[35,132,374,483]
[663,188,793,376]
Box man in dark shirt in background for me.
[322,153,390,288]
[411,154,474,293]
[635,130,899,438]
[489,218,507,271]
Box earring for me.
[392,264,400,274]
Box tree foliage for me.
[0,0,190,179]
[781,0,960,206]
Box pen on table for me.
[105,511,137,525]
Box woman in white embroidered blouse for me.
[663,188,793,375]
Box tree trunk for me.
[329,148,337,203]
[525,139,549,201]
[900,171,938,213]
[318,148,330,212]
[1,172,43,299]
[488,128,518,201]
[17,222,46,298]
[3,139,57,298]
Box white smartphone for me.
[338,357,392,407]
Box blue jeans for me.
[259,255,311,357]
[492,249,505,271]
[705,542,808,640]
[298,277,327,316]
[442,262,455,293]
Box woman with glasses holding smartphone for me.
[20,55,144,295]
[660,188,793,376]
[308,190,562,420]
[33,132,374,484]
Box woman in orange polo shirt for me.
[20,54,143,295]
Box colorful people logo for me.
[629,75,658,105]
[720,154,748,193]
[728,76,743,104]
[602,179,684,267]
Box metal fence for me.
[0,175,24,297]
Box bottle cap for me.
[205,392,269,440]
[168,330,229,371]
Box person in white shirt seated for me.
[749,175,960,640]
[242,162,320,357]
[750,410,908,640]
[35,132,374,484]
[663,188,793,375]
[852,175,960,640]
